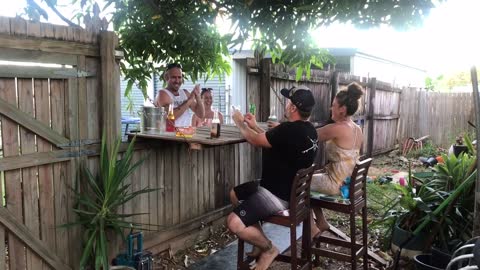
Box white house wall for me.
[352,54,426,88]
[228,58,247,117]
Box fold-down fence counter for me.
[126,125,262,254]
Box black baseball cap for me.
[280,85,315,113]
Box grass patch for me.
[406,140,441,159]
[367,182,401,250]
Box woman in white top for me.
[192,88,224,127]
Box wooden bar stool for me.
[237,164,315,270]
[310,158,372,270]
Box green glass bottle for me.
[249,104,256,115]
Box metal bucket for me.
[141,106,165,132]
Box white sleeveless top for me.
[159,89,193,127]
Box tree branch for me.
[43,0,81,27]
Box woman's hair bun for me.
[347,82,364,100]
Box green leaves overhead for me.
[111,0,439,91]
[25,0,442,95]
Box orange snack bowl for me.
[175,126,196,138]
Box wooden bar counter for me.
[125,125,262,254]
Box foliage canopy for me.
[26,0,442,97]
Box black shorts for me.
[232,181,288,227]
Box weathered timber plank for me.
[130,151,141,224]
[0,17,10,34]
[75,56,89,265]
[34,79,56,259]
[53,25,68,40]
[128,129,245,146]
[100,31,121,146]
[66,72,80,267]
[0,224,4,270]
[227,144,235,205]
[0,206,71,270]
[192,149,199,218]
[139,150,150,229]
[179,146,192,222]
[40,22,54,39]
[148,150,158,232]
[11,17,27,36]
[0,47,77,65]
[172,145,180,224]
[77,55,88,139]
[26,20,41,38]
[86,57,100,140]
[18,78,43,270]
[0,78,26,270]
[0,34,99,56]
[50,79,70,265]
[214,147,223,208]
[156,150,166,227]
[197,149,204,215]
[201,149,208,212]
[208,147,215,210]
[0,96,70,146]
[0,65,95,79]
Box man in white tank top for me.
[154,63,205,127]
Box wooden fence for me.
[0,16,262,270]
[397,89,474,147]
[0,16,121,270]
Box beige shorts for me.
[311,173,341,196]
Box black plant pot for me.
[453,145,468,157]
[391,224,428,258]
[414,254,450,270]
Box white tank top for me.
[160,89,193,127]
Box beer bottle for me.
[166,104,175,132]
[210,108,221,138]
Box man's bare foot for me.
[246,246,262,258]
[255,245,279,270]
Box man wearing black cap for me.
[226,86,318,270]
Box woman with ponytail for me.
[311,82,365,236]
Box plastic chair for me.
[446,237,480,270]
[310,158,372,270]
[237,164,315,270]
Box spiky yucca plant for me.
[69,135,155,269]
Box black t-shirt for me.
[261,120,318,201]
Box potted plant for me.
[411,138,476,269]
[374,141,476,264]
[66,135,156,269]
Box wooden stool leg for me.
[301,215,312,268]
[290,225,297,269]
[362,206,368,270]
[237,238,245,270]
[350,213,357,270]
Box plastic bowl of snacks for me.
[175,126,196,138]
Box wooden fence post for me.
[471,66,480,236]
[366,78,376,157]
[100,31,121,147]
[330,70,339,107]
[260,58,271,122]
